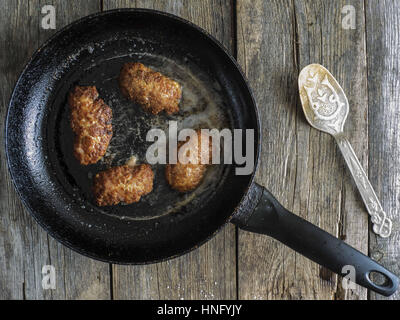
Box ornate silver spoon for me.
[298,63,392,238]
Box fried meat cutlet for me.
[93,164,154,206]
[68,86,112,165]
[165,130,212,192]
[119,62,181,115]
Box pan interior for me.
[51,42,232,221]
[6,10,258,263]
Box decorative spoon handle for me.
[334,133,392,237]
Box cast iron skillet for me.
[5,9,399,296]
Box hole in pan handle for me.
[232,183,399,297]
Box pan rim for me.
[5,8,261,264]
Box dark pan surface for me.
[6,9,260,263]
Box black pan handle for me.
[232,183,399,296]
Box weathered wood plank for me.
[102,0,236,300]
[0,0,40,300]
[237,0,368,299]
[365,0,400,301]
[294,0,369,300]
[0,0,111,300]
[36,0,110,300]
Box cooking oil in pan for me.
[56,48,232,221]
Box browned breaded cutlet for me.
[119,62,181,115]
[165,130,212,193]
[68,86,112,165]
[93,164,154,206]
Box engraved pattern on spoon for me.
[304,73,343,133]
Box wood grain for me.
[295,0,369,300]
[365,0,400,301]
[0,0,40,299]
[237,0,369,299]
[0,0,111,300]
[102,0,236,300]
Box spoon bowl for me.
[299,64,349,136]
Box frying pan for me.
[5,9,399,296]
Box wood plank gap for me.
[232,0,239,301]
[291,0,299,72]
[109,264,114,300]
[232,0,238,59]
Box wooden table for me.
[1,0,399,300]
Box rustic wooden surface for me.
[366,0,400,301]
[0,0,399,300]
